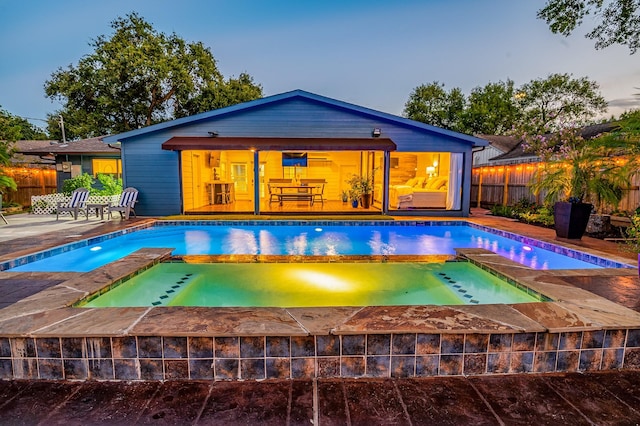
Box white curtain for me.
[446,153,463,210]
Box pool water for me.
[80,261,541,308]
[9,223,605,272]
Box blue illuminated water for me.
[8,223,609,273]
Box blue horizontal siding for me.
[141,99,473,152]
[122,137,182,216]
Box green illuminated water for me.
[82,262,539,308]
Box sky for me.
[1,0,639,129]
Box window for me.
[92,159,122,179]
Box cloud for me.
[607,97,640,109]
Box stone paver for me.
[2,372,640,424]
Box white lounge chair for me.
[56,187,90,220]
[107,187,138,220]
[0,194,7,225]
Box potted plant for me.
[349,189,359,208]
[346,172,375,209]
[341,190,349,203]
[521,116,637,240]
[553,197,593,239]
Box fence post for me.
[502,166,510,206]
[476,168,483,208]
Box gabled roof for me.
[104,89,487,147]
[15,136,120,155]
[7,140,57,166]
[488,122,621,164]
[475,134,520,154]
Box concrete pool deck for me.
[1,211,640,422]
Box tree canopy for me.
[461,80,522,135]
[516,73,608,133]
[0,107,48,141]
[404,74,607,135]
[403,82,466,133]
[45,13,263,140]
[538,0,640,53]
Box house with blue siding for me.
[103,90,486,216]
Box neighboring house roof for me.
[475,134,520,154]
[15,136,120,155]
[104,89,488,147]
[7,140,56,165]
[485,122,621,164]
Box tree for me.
[403,82,466,132]
[45,13,262,139]
[176,73,263,118]
[538,0,640,53]
[461,80,522,135]
[516,73,607,133]
[0,107,48,141]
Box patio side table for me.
[86,203,109,220]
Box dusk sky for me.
[1,0,639,129]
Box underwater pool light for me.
[522,246,532,251]
[315,227,323,232]
[90,246,102,252]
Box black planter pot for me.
[554,201,593,239]
[360,193,373,209]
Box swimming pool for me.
[5,221,630,272]
[80,261,542,308]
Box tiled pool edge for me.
[3,329,640,381]
[1,249,640,381]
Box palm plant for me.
[523,115,639,214]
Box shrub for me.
[61,173,93,195]
[94,174,123,195]
[61,173,123,196]
[490,204,517,218]
[623,213,640,254]
[519,205,554,227]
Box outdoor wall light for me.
[426,166,436,177]
[208,131,219,137]
[372,128,381,137]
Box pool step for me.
[151,273,195,306]
[436,270,480,304]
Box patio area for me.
[0,211,639,423]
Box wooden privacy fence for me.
[471,162,640,212]
[2,167,57,207]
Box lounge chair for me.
[56,187,90,220]
[0,194,7,225]
[107,187,138,220]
